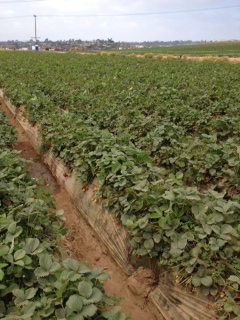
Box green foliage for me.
[0,110,16,148]
[0,51,240,318]
[143,53,154,59]
[114,41,240,57]
[0,111,128,319]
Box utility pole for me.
[31,15,40,50]
[34,15,37,42]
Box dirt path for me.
[0,98,162,320]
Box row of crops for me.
[0,51,240,318]
[0,107,128,318]
[115,41,240,57]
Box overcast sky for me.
[0,0,240,42]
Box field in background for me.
[111,41,240,57]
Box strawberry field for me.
[0,108,128,319]
[0,51,240,319]
[116,41,240,57]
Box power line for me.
[40,5,240,17]
[0,4,239,19]
[0,15,30,19]
[0,0,45,3]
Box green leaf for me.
[224,303,233,313]
[125,219,134,227]
[22,301,38,316]
[144,239,154,250]
[0,245,9,257]
[209,168,216,176]
[207,213,223,224]
[0,269,4,281]
[201,276,213,287]
[102,306,122,318]
[89,287,103,303]
[170,247,182,258]
[64,258,80,272]
[81,304,97,317]
[176,171,183,180]
[143,233,152,240]
[158,216,167,229]
[223,201,232,213]
[214,206,224,213]
[112,162,121,174]
[211,225,220,234]
[55,308,66,319]
[191,246,201,257]
[25,288,38,300]
[8,221,17,234]
[202,224,212,235]
[34,266,49,277]
[78,281,93,298]
[71,315,84,320]
[224,247,233,258]
[210,287,218,296]
[210,243,219,251]
[185,265,194,274]
[197,266,207,277]
[13,288,25,299]
[49,262,61,273]
[186,194,201,201]
[90,267,110,280]
[5,225,23,242]
[224,296,237,313]
[192,275,201,287]
[66,295,83,312]
[163,190,175,201]
[133,179,148,191]
[153,207,163,216]
[24,238,42,255]
[217,238,226,247]
[78,264,91,274]
[96,273,110,281]
[138,216,149,229]
[228,275,240,284]
[0,283,18,297]
[14,249,26,261]
[237,146,240,158]
[39,254,52,270]
[221,224,232,234]
[177,238,187,249]
[200,286,210,296]
[15,259,25,266]
[153,233,161,243]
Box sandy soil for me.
[0,98,163,320]
[184,56,240,63]
[135,53,240,63]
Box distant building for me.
[8,45,16,50]
[32,45,39,51]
